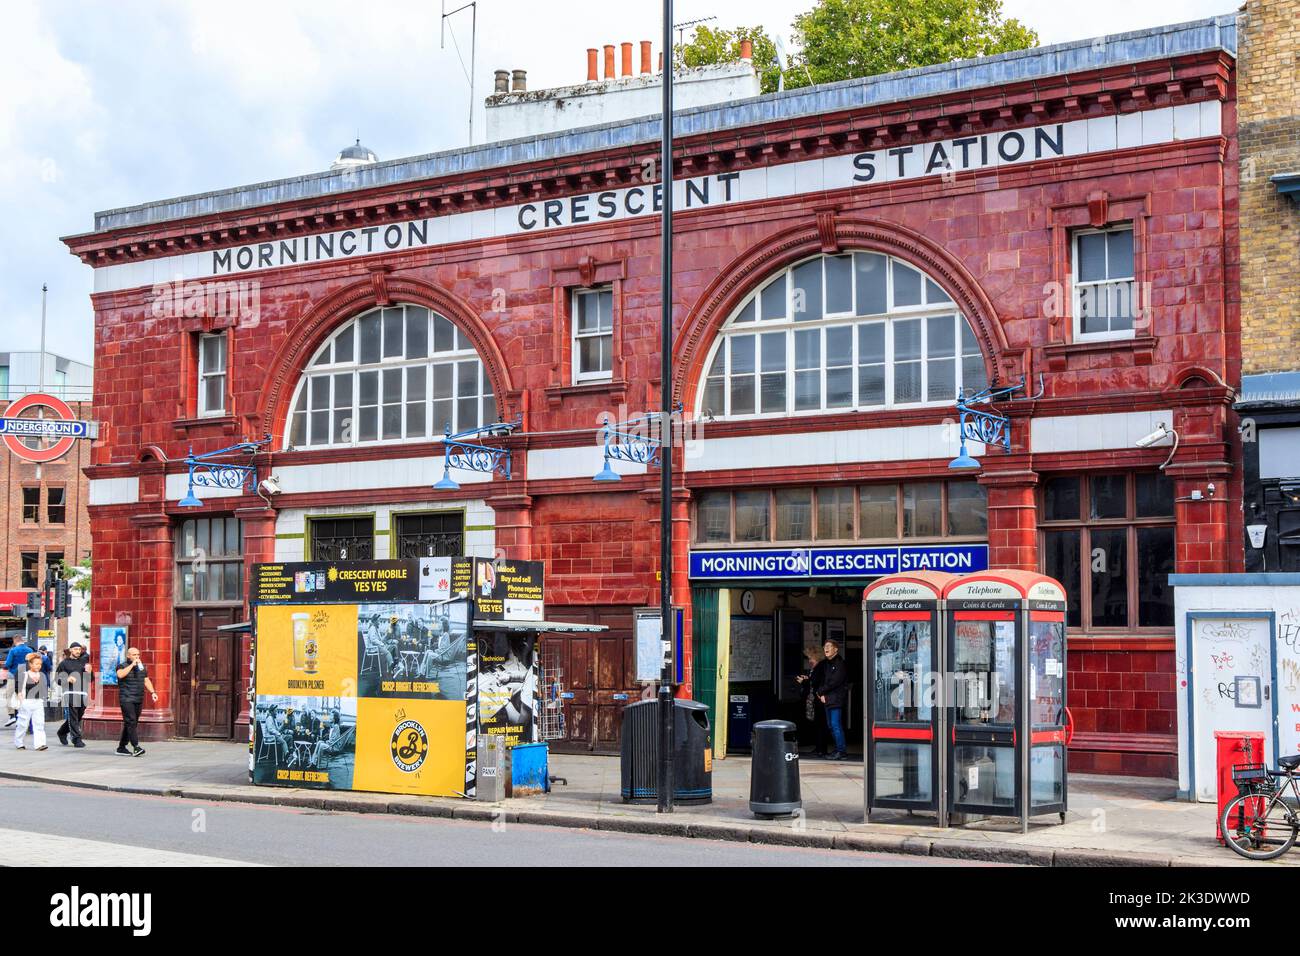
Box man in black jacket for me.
[809,640,849,760]
[55,643,92,747]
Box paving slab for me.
[0,738,1285,867]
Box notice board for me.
[729,615,773,683]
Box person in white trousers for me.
[14,653,49,751]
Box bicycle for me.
[1220,754,1300,861]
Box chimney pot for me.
[620,41,632,77]
[740,38,753,61]
[640,40,652,74]
[511,69,526,92]
[493,69,509,94]
[587,48,598,82]
[603,44,615,79]
[658,51,663,73]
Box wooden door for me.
[175,606,239,739]
[544,606,635,754]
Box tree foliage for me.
[677,0,1038,93]
[675,25,783,94]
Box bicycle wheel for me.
[1221,791,1299,861]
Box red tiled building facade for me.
[65,17,1240,775]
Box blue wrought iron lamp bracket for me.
[434,417,523,491]
[594,403,683,482]
[949,374,1044,470]
[178,437,271,507]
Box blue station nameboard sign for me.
[688,544,989,580]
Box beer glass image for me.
[292,612,320,674]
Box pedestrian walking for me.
[13,653,50,750]
[115,647,158,757]
[56,643,92,747]
[3,637,41,729]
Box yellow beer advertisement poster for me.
[251,561,477,799]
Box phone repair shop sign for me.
[1,393,98,463]
[689,544,989,580]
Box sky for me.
[0,0,1233,371]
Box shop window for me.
[198,332,228,417]
[816,487,855,541]
[947,482,988,536]
[775,488,813,540]
[286,304,495,449]
[572,287,614,383]
[46,486,66,525]
[20,552,38,589]
[695,492,732,544]
[394,512,464,559]
[693,482,987,546]
[733,491,770,542]
[22,487,39,523]
[310,516,374,562]
[175,517,244,604]
[1039,472,1174,631]
[858,485,899,539]
[902,482,943,537]
[697,252,986,420]
[1072,225,1136,340]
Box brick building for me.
[1234,0,1300,571]
[0,352,93,646]
[64,17,1240,776]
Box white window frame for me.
[1072,225,1137,343]
[571,287,614,384]
[696,252,987,421]
[284,304,494,450]
[197,332,227,418]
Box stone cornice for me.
[65,52,1233,267]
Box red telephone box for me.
[942,570,1069,833]
[863,572,955,826]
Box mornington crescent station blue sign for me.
[688,544,989,581]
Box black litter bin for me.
[620,698,713,805]
[750,719,801,817]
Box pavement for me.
[0,736,1285,867]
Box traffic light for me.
[54,578,70,619]
[26,591,40,613]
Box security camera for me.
[258,475,281,496]
[1134,423,1171,448]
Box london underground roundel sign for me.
[0,393,93,463]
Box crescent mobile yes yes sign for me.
[0,393,98,463]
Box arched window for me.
[696,253,988,419]
[286,303,495,449]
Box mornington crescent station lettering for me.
[120,103,1220,289]
[689,544,989,580]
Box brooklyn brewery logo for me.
[391,719,429,773]
[50,887,151,936]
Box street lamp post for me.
[657,0,676,815]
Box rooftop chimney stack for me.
[740,38,753,61]
[511,69,527,92]
[587,48,598,82]
[621,42,633,77]
[493,69,509,94]
[604,44,615,79]
[640,40,652,74]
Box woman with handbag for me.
[13,653,49,751]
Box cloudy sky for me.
[0,0,1232,371]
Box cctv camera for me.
[258,475,281,496]
[1134,424,1170,448]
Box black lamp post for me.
[657,0,676,814]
